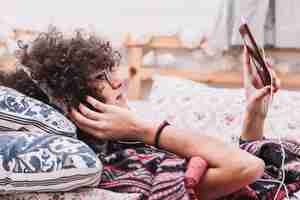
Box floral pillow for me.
[0,131,103,194]
[144,75,300,144]
[2,188,141,200]
[0,86,77,138]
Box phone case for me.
[239,23,272,86]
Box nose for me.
[106,71,124,90]
[111,78,123,90]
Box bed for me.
[2,73,300,199]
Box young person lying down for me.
[2,26,299,199]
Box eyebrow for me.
[89,70,117,89]
[89,70,106,80]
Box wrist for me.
[136,119,160,145]
[154,120,170,148]
[244,110,266,124]
[242,112,265,136]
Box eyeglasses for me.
[90,67,121,90]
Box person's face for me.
[88,66,128,108]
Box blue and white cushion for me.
[0,86,77,138]
[0,131,102,193]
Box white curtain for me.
[276,0,300,48]
[208,0,273,51]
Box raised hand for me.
[241,45,280,140]
[243,46,280,119]
[70,96,149,141]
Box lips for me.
[116,93,123,101]
[116,93,128,108]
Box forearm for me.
[196,164,264,199]
[140,122,264,199]
[141,122,259,167]
[241,112,265,141]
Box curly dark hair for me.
[15,26,121,109]
[0,69,50,103]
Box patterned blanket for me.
[77,128,300,200]
[3,135,300,200]
[97,141,192,200]
[222,139,300,200]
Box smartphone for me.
[239,21,272,86]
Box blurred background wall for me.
[0,0,220,46]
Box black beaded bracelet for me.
[154,120,170,149]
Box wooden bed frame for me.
[123,34,300,100]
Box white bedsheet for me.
[129,76,300,145]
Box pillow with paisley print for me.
[0,86,76,138]
[0,131,103,193]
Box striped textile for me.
[96,142,193,200]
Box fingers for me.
[243,45,252,76]
[69,105,110,140]
[86,96,110,112]
[243,45,263,89]
[78,103,101,120]
[75,121,105,139]
[70,108,103,131]
[253,86,272,101]
[266,62,281,92]
[252,74,264,89]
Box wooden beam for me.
[122,65,300,90]
[0,55,17,73]
[125,35,201,50]
[124,33,300,99]
[126,47,143,100]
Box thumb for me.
[253,86,271,101]
[266,61,281,92]
[86,96,110,112]
[243,45,263,89]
